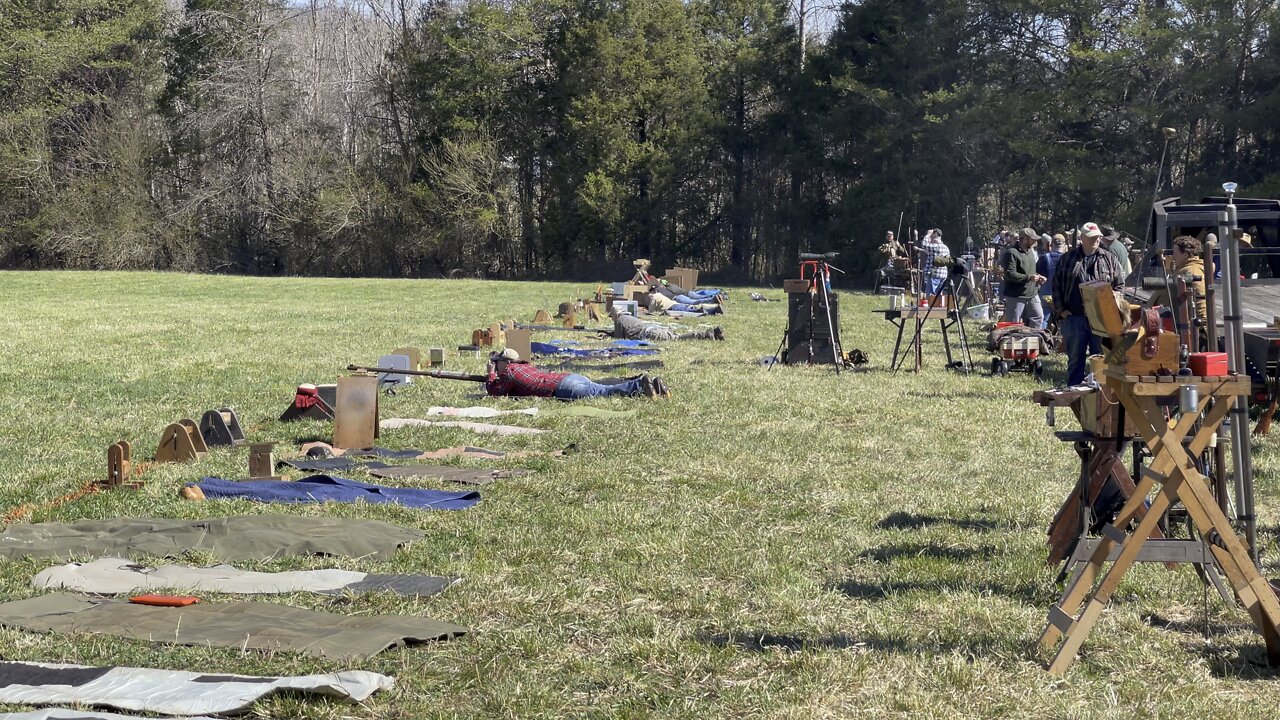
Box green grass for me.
[2,270,1280,718]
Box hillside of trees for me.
[2,0,1277,282]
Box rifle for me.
[346,364,487,382]
[516,323,610,333]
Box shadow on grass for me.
[833,578,1043,604]
[857,543,1002,563]
[698,628,1012,658]
[875,511,1013,532]
[1139,613,1280,679]
[700,630,908,653]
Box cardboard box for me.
[664,267,699,289]
[783,278,810,293]
[623,283,649,301]
[1081,281,1128,338]
[505,327,531,362]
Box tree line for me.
[2,0,1277,283]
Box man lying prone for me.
[645,288,723,316]
[485,348,670,399]
[606,306,723,341]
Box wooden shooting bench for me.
[872,306,971,372]
[1032,384,1231,602]
[1039,370,1280,674]
[1036,283,1280,673]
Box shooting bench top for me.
[871,308,956,320]
[1102,369,1248,396]
[1031,387,1096,407]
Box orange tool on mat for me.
[129,595,200,607]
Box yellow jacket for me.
[1150,256,1207,325]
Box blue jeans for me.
[672,302,722,315]
[1039,294,1052,329]
[553,374,645,399]
[1061,314,1101,385]
[675,294,716,305]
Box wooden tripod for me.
[1038,371,1280,674]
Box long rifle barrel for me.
[346,365,487,382]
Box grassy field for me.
[2,270,1280,718]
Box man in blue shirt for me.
[1036,235,1065,328]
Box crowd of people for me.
[878,220,1156,385]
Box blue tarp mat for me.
[192,475,480,510]
[530,341,658,357]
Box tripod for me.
[892,265,975,373]
[771,252,845,372]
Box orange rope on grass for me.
[1,481,99,524]
[1,461,153,524]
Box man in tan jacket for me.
[1148,235,1207,348]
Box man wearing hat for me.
[1052,222,1123,384]
[1099,225,1131,277]
[485,348,668,399]
[1000,227,1046,327]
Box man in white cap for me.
[1051,222,1123,384]
[485,348,668,399]
[1000,227,1046,327]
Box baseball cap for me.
[1080,222,1103,239]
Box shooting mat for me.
[0,661,391,716]
[192,476,480,510]
[0,516,423,562]
[33,558,459,597]
[0,593,467,660]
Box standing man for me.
[1099,225,1132,278]
[1036,235,1066,328]
[918,228,950,296]
[1052,222,1123,385]
[1001,227,1046,327]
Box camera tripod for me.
[771,252,845,372]
[891,268,975,374]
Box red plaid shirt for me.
[486,362,568,397]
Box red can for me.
[1189,352,1229,376]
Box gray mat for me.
[33,558,459,597]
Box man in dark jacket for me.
[1052,222,1123,385]
[1001,227,1046,327]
